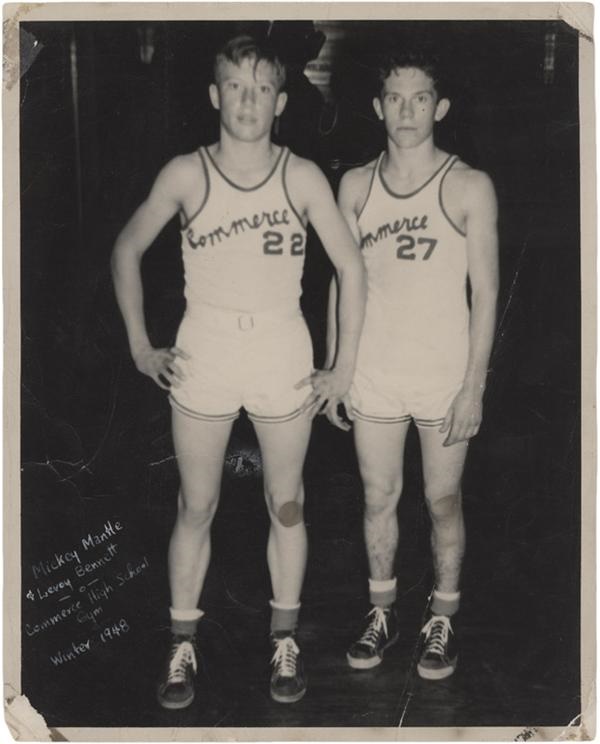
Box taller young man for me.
[112,36,365,708]
[328,50,498,679]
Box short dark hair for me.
[376,49,448,99]
[214,35,286,91]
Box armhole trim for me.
[356,154,381,221]
[438,156,467,237]
[282,149,307,231]
[180,148,210,232]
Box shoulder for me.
[338,158,378,212]
[285,152,328,186]
[285,152,335,212]
[340,160,377,192]
[445,160,496,211]
[153,151,206,201]
[445,160,494,192]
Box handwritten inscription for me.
[30,520,123,579]
[24,519,148,667]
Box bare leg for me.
[253,412,313,606]
[169,409,234,609]
[353,419,411,580]
[418,427,469,594]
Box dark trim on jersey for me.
[356,154,382,223]
[353,409,412,424]
[438,156,467,237]
[247,405,305,424]
[204,144,285,192]
[414,417,445,428]
[170,396,240,422]
[282,149,307,231]
[180,149,211,231]
[378,152,454,200]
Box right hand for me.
[132,346,190,391]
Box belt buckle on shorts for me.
[238,314,254,331]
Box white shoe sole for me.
[347,633,400,670]
[271,687,307,704]
[346,653,383,669]
[417,659,457,680]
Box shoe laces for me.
[167,638,197,685]
[421,615,451,657]
[271,636,299,678]
[358,606,389,649]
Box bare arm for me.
[441,170,499,445]
[291,160,366,429]
[325,169,364,369]
[111,157,194,388]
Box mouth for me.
[238,115,258,124]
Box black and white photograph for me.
[5,3,594,740]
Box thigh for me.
[417,425,469,497]
[253,412,313,504]
[354,419,411,493]
[171,316,242,419]
[172,407,234,507]
[246,315,313,421]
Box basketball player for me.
[111,36,365,708]
[327,49,498,679]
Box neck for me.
[216,129,275,171]
[385,136,439,176]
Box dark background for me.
[20,20,581,729]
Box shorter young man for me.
[112,36,365,708]
[328,50,498,679]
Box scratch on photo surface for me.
[149,455,177,467]
[495,239,527,343]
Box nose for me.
[241,87,256,105]
[400,99,414,119]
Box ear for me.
[209,83,220,111]
[373,96,384,121]
[434,97,450,122]
[275,91,288,117]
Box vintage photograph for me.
[6,3,593,740]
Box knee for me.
[265,488,304,527]
[425,490,462,522]
[363,475,403,519]
[177,493,218,528]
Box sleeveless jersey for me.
[180,146,306,314]
[356,152,469,382]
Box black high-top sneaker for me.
[417,614,458,680]
[270,633,307,703]
[157,633,198,709]
[346,605,400,669]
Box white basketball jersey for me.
[357,153,469,381]
[180,146,306,314]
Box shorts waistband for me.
[183,302,303,332]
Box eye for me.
[259,85,272,94]
[227,81,239,90]
[416,94,430,104]
[387,94,399,104]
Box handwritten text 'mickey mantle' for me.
[31,520,124,580]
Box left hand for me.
[295,368,354,431]
[439,388,483,446]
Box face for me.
[373,67,450,149]
[210,57,287,143]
